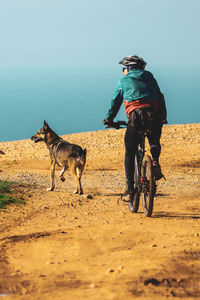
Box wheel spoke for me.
[128,155,140,213]
[141,155,154,217]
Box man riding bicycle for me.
[103,55,167,202]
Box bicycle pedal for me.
[117,194,124,205]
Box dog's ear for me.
[43,120,49,130]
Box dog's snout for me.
[31,135,43,143]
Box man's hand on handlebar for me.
[103,119,128,129]
[103,119,113,128]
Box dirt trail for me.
[0,124,200,299]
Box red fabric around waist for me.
[124,100,160,117]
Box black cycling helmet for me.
[119,55,146,69]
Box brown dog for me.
[31,121,86,194]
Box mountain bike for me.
[109,120,156,217]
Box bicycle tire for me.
[141,155,154,217]
[128,155,140,213]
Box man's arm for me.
[153,76,167,123]
[105,81,123,122]
[159,92,167,122]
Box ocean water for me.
[0,67,199,142]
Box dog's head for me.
[0,150,5,155]
[31,120,50,143]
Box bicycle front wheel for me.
[141,155,154,217]
[128,155,140,213]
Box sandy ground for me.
[0,123,200,299]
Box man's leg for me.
[148,122,163,180]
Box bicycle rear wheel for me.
[128,155,140,213]
[141,155,154,217]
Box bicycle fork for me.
[135,152,157,196]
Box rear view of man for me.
[104,55,167,201]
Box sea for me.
[0,67,199,142]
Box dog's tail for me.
[0,150,5,155]
[80,148,87,165]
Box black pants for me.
[124,107,162,192]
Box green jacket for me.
[106,69,167,121]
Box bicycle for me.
[108,120,156,217]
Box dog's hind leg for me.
[70,165,83,195]
[59,167,67,182]
[76,167,83,195]
[47,159,56,191]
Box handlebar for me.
[106,120,128,129]
[105,119,167,130]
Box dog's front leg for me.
[59,167,67,182]
[47,159,56,191]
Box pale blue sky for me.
[0,0,200,69]
[0,0,200,141]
